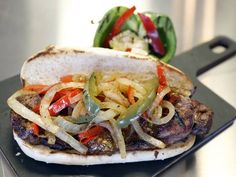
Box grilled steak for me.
[10,93,213,154]
[11,110,72,150]
[87,130,117,155]
[137,93,213,145]
[191,100,213,136]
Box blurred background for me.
[0,0,236,177]
[0,0,236,81]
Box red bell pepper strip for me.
[53,87,78,101]
[48,88,81,116]
[157,65,167,86]
[104,6,136,47]
[78,125,104,144]
[32,88,80,115]
[138,13,165,56]
[32,123,40,135]
[127,85,135,104]
[24,84,50,95]
[60,75,73,83]
[157,64,167,93]
[111,6,136,36]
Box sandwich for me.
[7,46,213,165]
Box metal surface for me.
[0,0,236,177]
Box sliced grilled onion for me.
[103,90,130,108]
[72,100,86,118]
[151,100,175,125]
[132,120,166,149]
[109,118,126,158]
[100,101,127,114]
[53,116,86,134]
[148,86,171,116]
[93,109,118,123]
[39,82,88,153]
[116,77,146,95]
[98,82,117,92]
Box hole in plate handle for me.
[209,41,229,54]
[211,45,227,54]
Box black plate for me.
[0,36,236,177]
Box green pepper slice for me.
[117,76,158,128]
[145,12,176,63]
[83,72,102,115]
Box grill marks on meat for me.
[16,94,41,110]
[138,94,195,144]
[191,100,213,136]
[87,130,116,155]
[10,93,213,154]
